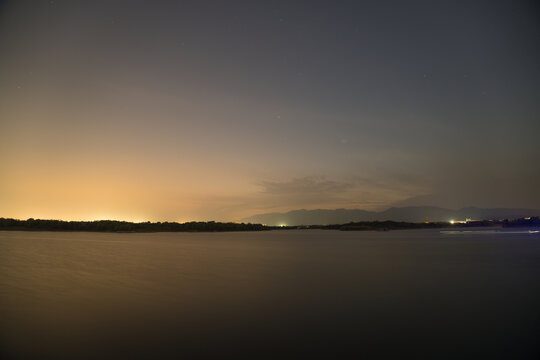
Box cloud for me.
[248,174,428,215]
[174,174,434,221]
[259,176,352,195]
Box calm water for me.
[1,229,539,359]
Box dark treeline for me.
[297,221,476,231]
[0,217,538,233]
[296,217,540,231]
[502,216,540,227]
[0,218,268,232]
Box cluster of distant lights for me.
[449,219,474,224]
[447,218,516,224]
[449,217,531,224]
[278,218,532,227]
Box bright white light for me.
[450,220,455,224]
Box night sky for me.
[1,0,539,221]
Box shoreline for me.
[1,217,538,233]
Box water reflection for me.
[1,230,540,359]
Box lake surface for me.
[1,229,539,359]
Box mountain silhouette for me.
[242,206,540,226]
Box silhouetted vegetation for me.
[300,221,456,231]
[294,218,539,231]
[0,218,268,232]
[0,217,537,233]
[503,216,540,227]
[339,221,448,231]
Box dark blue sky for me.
[1,0,539,221]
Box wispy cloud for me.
[177,174,432,221]
[259,176,352,195]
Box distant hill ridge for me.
[242,206,540,226]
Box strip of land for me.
[0,217,538,233]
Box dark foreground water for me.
[1,229,539,359]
